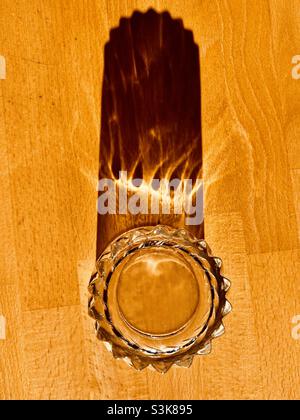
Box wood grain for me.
[0,0,299,400]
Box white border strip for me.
[0,315,6,340]
[0,55,6,80]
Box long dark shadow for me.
[96,9,203,256]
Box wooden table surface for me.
[0,0,299,400]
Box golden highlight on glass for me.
[88,225,231,373]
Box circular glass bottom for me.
[88,225,231,372]
[116,248,200,336]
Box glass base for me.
[88,225,231,373]
[117,247,200,336]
